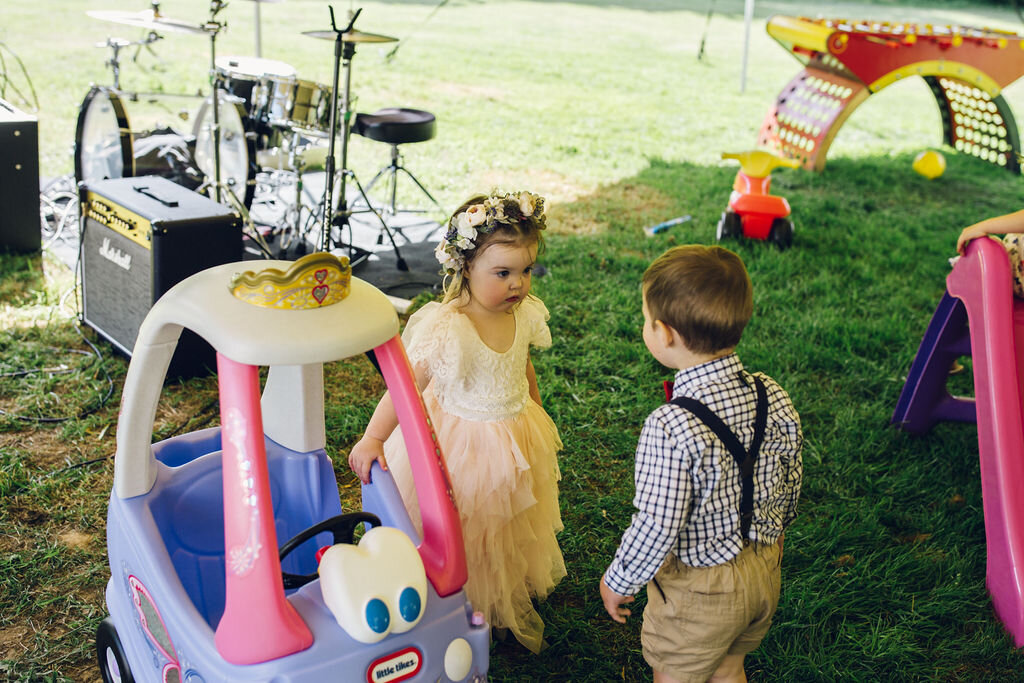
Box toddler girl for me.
[957,209,1024,296]
[348,190,565,653]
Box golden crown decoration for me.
[229,252,352,309]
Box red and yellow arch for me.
[759,16,1024,172]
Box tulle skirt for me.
[384,387,566,653]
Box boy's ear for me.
[652,318,677,347]
[658,320,692,351]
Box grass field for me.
[5,0,1024,680]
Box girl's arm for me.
[957,209,1024,254]
[526,355,542,406]
[348,362,431,484]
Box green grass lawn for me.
[5,0,1024,680]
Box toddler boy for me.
[600,245,803,683]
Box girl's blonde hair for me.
[437,191,547,304]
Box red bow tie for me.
[663,380,673,402]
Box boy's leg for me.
[708,654,747,683]
[651,655,745,683]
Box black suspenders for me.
[669,374,769,541]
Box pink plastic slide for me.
[947,236,1024,646]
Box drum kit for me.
[78,1,410,267]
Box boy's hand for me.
[348,436,388,484]
[600,575,634,623]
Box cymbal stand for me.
[203,1,227,204]
[198,0,273,257]
[318,6,408,271]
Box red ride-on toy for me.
[717,150,801,250]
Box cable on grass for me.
[48,454,112,477]
[39,175,79,252]
[0,326,115,423]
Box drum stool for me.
[353,108,445,234]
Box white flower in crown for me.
[435,241,461,272]
[518,191,537,217]
[454,213,473,238]
[463,204,487,227]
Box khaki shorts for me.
[641,542,782,683]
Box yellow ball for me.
[913,150,946,179]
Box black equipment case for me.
[0,98,41,253]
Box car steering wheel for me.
[278,511,382,589]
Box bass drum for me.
[75,87,133,185]
[192,92,258,208]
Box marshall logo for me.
[99,238,132,271]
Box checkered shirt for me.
[603,353,803,596]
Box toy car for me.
[717,149,801,250]
[96,252,489,682]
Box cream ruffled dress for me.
[383,296,565,653]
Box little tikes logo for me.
[99,238,132,271]
[366,646,422,682]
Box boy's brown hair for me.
[642,245,753,355]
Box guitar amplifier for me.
[0,98,41,253]
[79,176,242,377]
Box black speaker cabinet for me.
[0,98,41,253]
[80,177,242,377]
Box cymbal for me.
[87,9,208,35]
[301,29,398,43]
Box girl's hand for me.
[957,223,989,255]
[348,436,388,484]
[599,575,634,624]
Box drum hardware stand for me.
[359,144,446,233]
[271,132,321,255]
[318,6,408,271]
[130,32,166,70]
[100,38,131,90]
[195,0,274,258]
[98,33,163,90]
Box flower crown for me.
[435,191,546,274]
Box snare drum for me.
[192,92,258,208]
[215,56,295,130]
[75,86,133,184]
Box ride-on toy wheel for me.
[769,217,794,250]
[96,617,135,683]
[717,211,742,241]
[279,511,382,589]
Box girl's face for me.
[464,241,538,314]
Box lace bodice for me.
[401,297,552,421]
